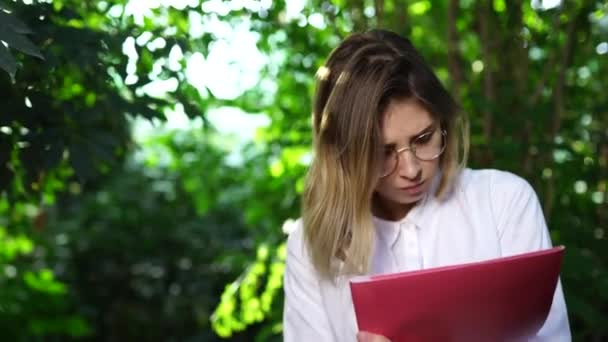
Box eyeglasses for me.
[380,129,447,178]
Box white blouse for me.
[283,168,571,341]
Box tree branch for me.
[507,2,528,98]
[350,0,368,32]
[551,17,577,138]
[478,0,496,164]
[528,11,562,107]
[523,10,562,175]
[544,9,580,220]
[391,0,409,35]
[374,0,384,27]
[447,0,463,99]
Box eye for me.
[383,146,395,157]
[414,131,433,145]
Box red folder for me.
[350,246,564,342]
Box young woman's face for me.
[374,98,441,214]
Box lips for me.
[399,181,425,195]
[400,182,424,191]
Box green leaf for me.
[23,269,67,295]
[0,25,43,59]
[65,316,91,337]
[0,40,16,77]
[408,1,432,16]
[0,11,33,34]
[493,0,506,12]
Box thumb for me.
[356,331,374,342]
[357,331,391,342]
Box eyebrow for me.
[411,123,435,140]
[383,123,435,147]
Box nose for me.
[397,149,421,180]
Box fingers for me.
[357,331,390,342]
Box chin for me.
[401,194,425,204]
[387,191,425,205]
[375,183,430,206]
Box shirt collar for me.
[372,171,442,247]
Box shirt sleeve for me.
[283,221,334,342]
[490,170,572,341]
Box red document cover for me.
[350,246,564,342]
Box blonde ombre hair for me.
[302,30,469,280]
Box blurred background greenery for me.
[0,0,606,340]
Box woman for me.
[283,29,571,341]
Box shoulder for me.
[455,168,535,200]
[284,218,316,271]
[444,168,540,226]
[454,168,545,233]
[285,218,305,256]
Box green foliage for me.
[0,5,44,78]
[0,167,87,339]
[0,226,33,261]
[212,242,286,339]
[0,0,606,341]
[37,128,279,340]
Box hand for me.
[357,331,391,342]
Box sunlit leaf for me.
[408,1,431,16]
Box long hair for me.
[302,29,469,280]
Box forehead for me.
[381,98,434,142]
